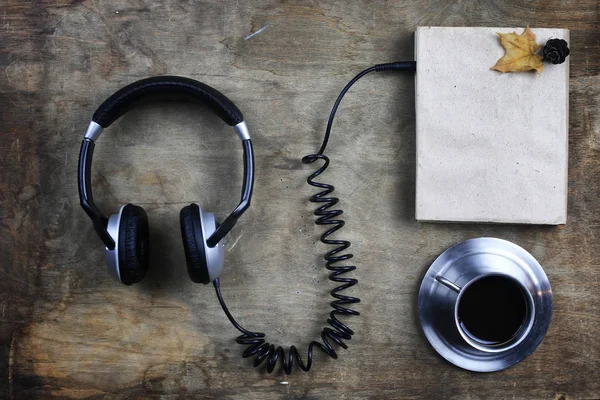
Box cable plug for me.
[374,61,416,71]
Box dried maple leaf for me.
[492,26,544,73]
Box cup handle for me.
[435,275,462,293]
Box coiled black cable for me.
[214,61,417,374]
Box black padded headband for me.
[92,76,244,128]
[78,76,254,249]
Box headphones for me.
[77,65,416,374]
[78,76,254,285]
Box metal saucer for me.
[418,237,552,372]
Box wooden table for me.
[1,1,598,398]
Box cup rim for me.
[454,272,535,353]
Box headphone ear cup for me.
[118,204,150,285]
[180,204,210,284]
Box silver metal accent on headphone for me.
[199,208,225,282]
[234,121,251,141]
[104,205,125,283]
[418,237,552,372]
[84,121,103,142]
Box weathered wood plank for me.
[0,1,598,398]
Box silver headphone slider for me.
[84,121,103,142]
[234,121,250,141]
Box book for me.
[415,27,569,224]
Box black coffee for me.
[457,275,528,345]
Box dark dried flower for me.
[543,39,570,64]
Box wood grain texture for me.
[0,1,598,398]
